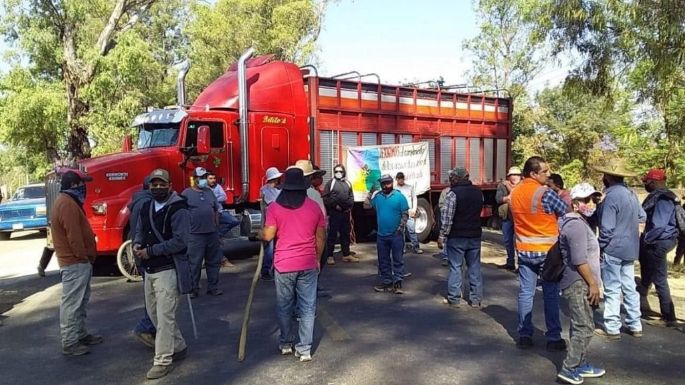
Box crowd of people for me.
[47,155,684,382]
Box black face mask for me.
[150,187,170,202]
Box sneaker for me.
[516,336,533,349]
[189,289,199,299]
[546,339,567,352]
[146,364,174,380]
[279,343,293,355]
[469,302,482,309]
[133,331,155,349]
[37,265,46,277]
[172,347,188,361]
[62,343,90,356]
[403,272,413,278]
[79,334,104,346]
[557,367,584,385]
[577,362,606,378]
[441,258,449,267]
[294,349,312,362]
[316,288,332,298]
[442,297,461,308]
[414,248,424,254]
[326,257,336,265]
[646,318,679,328]
[261,272,274,281]
[594,328,621,340]
[342,255,360,263]
[221,259,235,268]
[206,289,223,296]
[621,327,643,338]
[374,283,394,292]
[392,281,404,294]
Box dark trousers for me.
[188,232,223,292]
[674,235,685,264]
[376,232,405,284]
[39,247,54,270]
[326,211,351,258]
[640,238,678,322]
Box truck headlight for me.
[91,202,107,216]
[35,204,47,216]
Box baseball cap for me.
[59,169,93,190]
[396,172,405,179]
[194,167,208,178]
[570,183,601,200]
[507,166,522,176]
[450,167,469,178]
[378,174,393,183]
[642,168,666,182]
[149,168,170,183]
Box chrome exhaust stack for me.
[238,48,255,202]
[175,59,191,106]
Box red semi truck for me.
[46,49,512,255]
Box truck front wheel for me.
[414,198,434,243]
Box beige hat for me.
[289,159,316,176]
[507,166,522,176]
[591,159,637,178]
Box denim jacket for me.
[597,183,646,261]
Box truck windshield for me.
[137,123,180,149]
[12,186,45,200]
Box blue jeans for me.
[501,220,515,267]
[135,268,157,334]
[601,253,642,333]
[517,252,562,340]
[275,269,318,355]
[377,232,405,284]
[446,237,482,304]
[218,211,240,237]
[262,240,275,275]
[405,217,420,250]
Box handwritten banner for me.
[346,142,430,201]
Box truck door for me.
[183,120,229,189]
[255,113,292,179]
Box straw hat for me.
[591,159,637,177]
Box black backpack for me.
[673,201,685,236]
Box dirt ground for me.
[479,228,685,321]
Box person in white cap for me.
[182,167,224,298]
[260,167,283,281]
[496,166,522,271]
[556,182,605,384]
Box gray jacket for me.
[597,183,646,261]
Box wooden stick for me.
[238,242,264,361]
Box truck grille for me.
[45,173,61,221]
[0,208,36,220]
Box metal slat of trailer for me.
[440,137,453,183]
[496,139,507,182]
[399,134,412,144]
[362,132,377,146]
[381,133,395,145]
[319,130,338,184]
[420,138,437,183]
[484,138,494,183]
[469,138,481,183]
[456,138,467,169]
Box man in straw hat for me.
[260,167,326,362]
[510,156,568,351]
[496,166,522,271]
[591,159,646,340]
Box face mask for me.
[198,179,208,188]
[67,185,86,204]
[578,202,596,217]
[334,170,344,180]
[381,183,393,194]
[151,187,170,202]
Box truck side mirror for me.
[122,134,133,152]
[196,125,210,155]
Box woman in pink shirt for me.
[261,168,326,362]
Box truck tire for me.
[0,232,10,241]
[414,198,434,243]
[116,240,142,282]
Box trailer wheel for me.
[414,198,434,243]
[116,240,142,282]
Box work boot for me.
[326,257,336,265]
[206,289,223,296]
[146,364,173,380]
[172,347,188,361]
[342,255,360,263]
[62,343,90,356]
[134,331,155,349]
[392,281,404,294]
[79,334,104,346]
[546,339,567,352]
[37,265,46,277]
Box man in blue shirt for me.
[638,168,680,327]
[366,174,409,294]
[592,161,646,339]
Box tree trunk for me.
[65,76,91,160]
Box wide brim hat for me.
[591,159,637,178]
[507,166,522,176]
[290,159,316,176]
[265,167,282,181]
[281,168,309,191]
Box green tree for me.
[462,0,548,165]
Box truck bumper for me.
[0,218,48,232]
[92,226,124,255]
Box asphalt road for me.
[1,231,684,385]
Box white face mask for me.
[578,202,596,217]
[334,170,344,179]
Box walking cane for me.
[238,242,264,361]
[186,293,198,339]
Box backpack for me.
[540,217,580,283]
[674,202,685,236]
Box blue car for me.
[0,183,48,240]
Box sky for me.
[316,0,569,90]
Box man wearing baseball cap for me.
[496,166,522,271]
[50,168,100,356]
[638,168,680,327]
[366,174,409,294]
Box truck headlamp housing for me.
[91,202,107,216]
[35,204,47,216]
